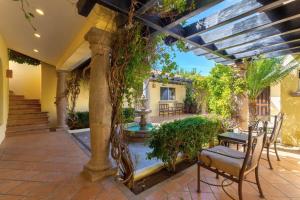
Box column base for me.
[82,165,117,182]
[56,126,69,132]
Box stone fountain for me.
[135,95,152,130]
[124,95,154,142]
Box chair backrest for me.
[159,104,169,110]
[240,120,268,175]
[269,112,284,144]
[175,103,183,108]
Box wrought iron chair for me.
[174,103,184,115]
[265,112,284,169]
[197,121,268,200]
[159,104,169,116]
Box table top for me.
[218,132,248,143]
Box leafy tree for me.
[206,64,245,120]
[180,69,208,113]
[245,57,299,122]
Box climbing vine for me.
[8,49,40,65]
[108,0,187,188]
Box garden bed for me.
[131,160,195,194]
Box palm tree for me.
[245,56,299,123]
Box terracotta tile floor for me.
[0,132,299,200]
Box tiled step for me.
[9,108,41,114]
[8,112,48,120]
[7,117,49,126]
[9,95,24,100]
[7,92,50,137]
[6,123,50,134]
[10,99,40,105]
[9,104,41,109]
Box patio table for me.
[218,132,248,151]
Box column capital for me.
[85,27,112,55]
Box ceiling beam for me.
[213,24,300,51]
[136,0,159,15]
[227,37,300,56]
[200,6,300,47]
[234,42,300,59]
[77,0,97,17]
[264,48,300,58]
[160,0,223,31]
[167,0,290,43]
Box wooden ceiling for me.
[77,0,300,65]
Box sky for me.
[173,0,243,76]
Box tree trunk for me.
[249,99,257,124]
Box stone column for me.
[82,27,116,182]
[56,70,69,131]
[235,62,249,131]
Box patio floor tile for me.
[0,131,299,200]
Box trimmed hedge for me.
[68,108,135,130]
[147,116,222,171]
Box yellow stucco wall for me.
[0,34,9,143]
[75,82,89,112]
[41,63,57,128]
[148,81,186,117]
[9,62,41,99]
[270,83,281,116]
[281,68,300,146]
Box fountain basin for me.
[124,122,155,142]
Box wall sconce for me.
[292,69,300,97]
[6,69,12,78]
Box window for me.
[160,87,175,100]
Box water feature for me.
[124,95,155,142]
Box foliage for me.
[147,116,222,172]
[154,0,195,19]
[107,0,192,188]
[67,108,134,130]
[122,108,135,123]
[206,64,245,119]
[67,112,89,130]
[180,68,208,113]
[245,57,299,101]
[65,67,89,129]
[183,84,198,113]
[8,49,40,66]
[245,56,299,122]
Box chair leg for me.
[255,167,264,198]
[274,143,280,161]
[267,145,273,170]
[238,179,243,200]
[197,163,201,193]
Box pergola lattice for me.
[77,0,300,65]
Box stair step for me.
[6,129,50,137]
[10,104,41,109]
[7,91,50,137]
[9,108,41,114]
[8,112,48,120]
[6,124,50,133]
[7,117,49,126]
[9,95,25,100]
[10,99,40,105]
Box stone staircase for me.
[6,91,50,136]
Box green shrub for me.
[147,116,222,172]
[122,108,135,123]
[68,112,89,130]
[68,108,135,130]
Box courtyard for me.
[0,0,300,199]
